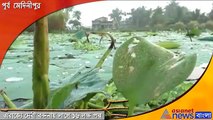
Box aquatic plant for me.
[113,37,196,116]
[157,41,181,49]
[32,17,50,109]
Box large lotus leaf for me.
[48,83,76,108]
[48,68,110,108]
[113,37,196,107]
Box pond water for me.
[0,31,212,102]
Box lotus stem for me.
[0,90,17,109]
[95,32,116,68]
[32,17,50,109]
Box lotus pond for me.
[0,31,212,116]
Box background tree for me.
[191,9,201,21]
[208,9,213,21]
[150,7,165,27]
[109,8,123,29]
[65,7,73,21]
[67,10,82,30]
[175,6,192,24]
[73,10,81,20]
[129,7,152,29]
[68,20,81,30]
[205,20,213,31]
[122,0,212,31]
[197,13,208,23]
[173,21,185,31]
[48,10,68,32]
[164,0,180,24]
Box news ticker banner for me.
[0,110,104,120]
[0,0,213,120]
[0,109,211,120]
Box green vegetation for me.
[0,30,207,118]
[25,7,82,33]
[157,41,181,49]
[24,1,213,33]
[48,10,67,32]
[109,8,124,29]
[173,22,185,31]
[113,37,196,116]
[0,90,17,108]
[2,1,211,118]
[147,82,194,108]
[205,21,213,31]
[68,10,82,30]
[73,41,102,51]
[186,28,201,41]
[108,1,213,32]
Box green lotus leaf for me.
[157,41,180,49]
[113,37,196,115]
[47,68,110,108]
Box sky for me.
[71,1,213,27]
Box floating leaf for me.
[48,68,110,108]
[198,36,213,41]
[113,37,196,115]
[157,41,180,49]
[48,83,76,108]
[73,42,101,51]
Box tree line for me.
[26,1,213,32]
[109,1,213,31]
[26,7,82,33]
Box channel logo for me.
[161,109,212,120]
[161,109,194,119]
